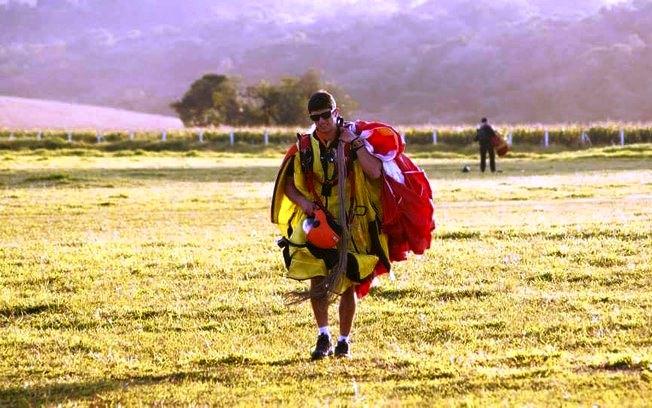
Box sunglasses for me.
[309,110,334,122]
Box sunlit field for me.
[1,146,651,406]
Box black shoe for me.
[334,339,351,358]
[311,334,333,360]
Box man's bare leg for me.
[310,277,328,328]
[339,286,356,336]
[334,285,356,358]
[310,276,333,359]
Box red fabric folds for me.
[490,134,509,157]
[380,154,435,262]
[354,120,405,158]
[355,154,434,299]
[351,121,435,298]
[355,262,388,298]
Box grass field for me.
[1,145,651,406]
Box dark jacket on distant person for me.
[475,123,496,146]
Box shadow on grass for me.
[0,355,303,406]
[202,355,302,367]
[0,371,218,406]
[373,287,423,300]
[437,288,492,301]
[0,303,64,318]
[436,231,482,240]
[374,287,492,302]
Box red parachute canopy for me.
[352,121,435,297]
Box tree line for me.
[170,70,358,127]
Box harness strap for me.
[297,133,325,209]
[276,236,306,248]
[297,132,356,223]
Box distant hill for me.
[1,0,650,124]
[0,96,183,130]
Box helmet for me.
[302,209,340,249]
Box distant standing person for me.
[474,117,497,173]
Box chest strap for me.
[297,133,357,223]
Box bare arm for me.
[285,175,316,215]
[353,143,382,179]
[339,126,382,179]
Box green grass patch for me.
[0,151,650,405]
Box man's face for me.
[309,107,338,133]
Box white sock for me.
[318,326,330,337]
[338,335,349,343]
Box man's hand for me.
[337,122,382,179]
[338,123,358,144]
[299,197,317,216]
[285,175,317,216]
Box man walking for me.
[271,90,434,360]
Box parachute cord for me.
[320,138,349,298]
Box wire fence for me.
[1,125,651,150]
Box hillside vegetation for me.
[1,1,650,123]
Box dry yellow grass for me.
[0,146,651,406]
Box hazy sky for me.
[0,0,632,25]
[0,0,633,29]
[0,0,630,10]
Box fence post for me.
[198,130,204,143]
[67,131,72,142]
[543,130,549,148]
[264,129,269,145]
[96,130,103,143]
[129,131,134,141]
[36,131,42,141]
[507,131,513,145]
[161,130,167,142]
[9,132,14,141]
[229,131,234,146]
[432,129,438,145]
[620,128,625,146]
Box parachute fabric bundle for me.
[380,153,434,261]
[491,133,509,157]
